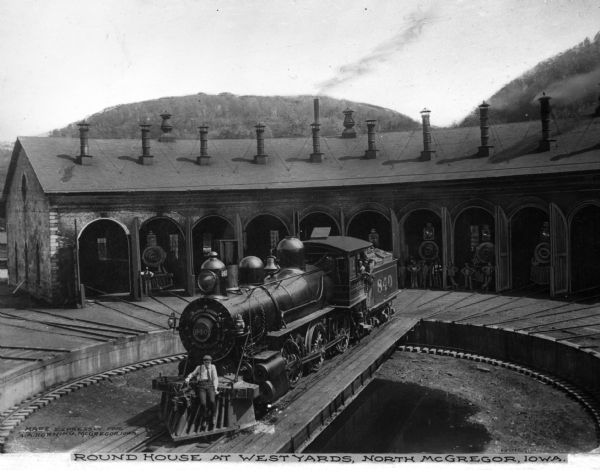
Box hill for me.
[0,142,13,187]
[460,32,600,126]
[51,94,419,140]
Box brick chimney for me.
[254,123,268,164]
[364,120,378,159]
[197,125,210,165]
[342,108,357,138]
[477,101,493,157]
[76,121,92,165]
[538,93,555,152]
[310,99,323,163]
[138,123,153,165]
[158,111,175,143]
[420,108,435,161]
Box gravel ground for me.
[5,363,175,453]
[5,351,598,453]
[376,351,597,453]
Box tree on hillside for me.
[460,32,600,126]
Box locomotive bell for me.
[264,255,280,276]
[238,256,265,286]
[198,252,228,297]
[276,236,305,270]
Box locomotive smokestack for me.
[254,123,268,164]
[76,121,92,165]
[477,101,493,157]
[158,111,176,143]
[197,125,211,165]
[420,108,435,161]
[538,93,555,152]
[138,123,154,165]
[364,120,378,159]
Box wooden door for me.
[549,203,569,296]
[495,206,510,292]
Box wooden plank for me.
[242,315,418,453]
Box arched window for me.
[21,174,27,201]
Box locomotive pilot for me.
[185,355,219,429]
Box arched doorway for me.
[454,208,495,291]
[347,211,391,251]
[140,217,186,290]
[511,208,549,292]
[245,214,289,261]
[299,212,340,240]
[193,216,236,272]
[403,210,443,289]
[78,219,131,295]
[571,205,600,293]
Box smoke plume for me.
[317,10,436,94]
[535,66,600,104]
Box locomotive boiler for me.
[153,235,398,441]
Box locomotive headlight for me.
[197,270,218,294]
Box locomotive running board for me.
[266,307,335,342]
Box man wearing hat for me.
[185,355,219,428]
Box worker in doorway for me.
[185,355,219,429]
[461,262,476,290]
[481,262,494,291]
[140,266,154,296]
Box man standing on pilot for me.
[185,355,219,429]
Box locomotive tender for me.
[153,234,399,440]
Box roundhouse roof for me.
[10,118,600,194]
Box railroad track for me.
[0,354,186,453]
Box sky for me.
[0,0,599,141]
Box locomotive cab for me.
[304,236,373,308]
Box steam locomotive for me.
[153,234,399,441]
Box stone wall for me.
[5,147,51,301]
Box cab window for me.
[335,256,347,283]
[348,254,357,280]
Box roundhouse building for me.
[4,99,600,305]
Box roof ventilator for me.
[363,119,378,159]
[420,108,436,161]
[138,123,154,165]
[537,93,555,152]
[76,121,92,165]
[197,125,211,165]
[254,123,268,164]
[477,101,494,157]
[310,98,323,163]
[158,111,176,143]
[342,108,357,138]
